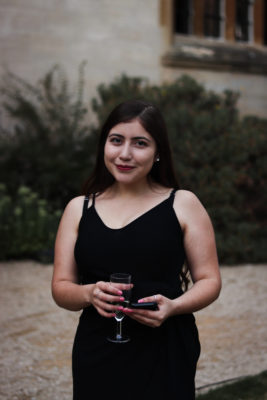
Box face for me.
[104,119,158,186]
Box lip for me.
[116,164,135,171]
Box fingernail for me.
[118,306,123,310]
[119,297,124,301]
[138,299,144,303]
[118,290,122,295]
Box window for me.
[174,0,225,39]
[204,0,222,38]
[172,0,266,46]
[235,0,254,42]
[174,0,193,34]
[264,0,267,44]
[162,0,267,75]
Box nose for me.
[119,143,132,160]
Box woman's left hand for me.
[123,294,175,328]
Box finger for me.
[123,308,158,318]
[95,289,125,305]
[128,313,160,328]
[96,306,116,318]
[93,289,125,312]
[109,282,134,292]
[96,281,123,295]
[124,306,163,326]
[95,298,124,312]
[138,294,160,303]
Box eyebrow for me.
[108,133,151,142]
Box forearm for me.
[172,278,221,315]
[52,280,95,312]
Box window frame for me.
[172,0,265,45]
[161,0,267,75]
[235,0,254,43]
[203,0,225,39]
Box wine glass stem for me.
[116,320,122,339]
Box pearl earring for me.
[156,156,160,162]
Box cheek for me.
[138,150,157,166]
[104,144,111,170]
[104,144,116,162]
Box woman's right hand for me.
[90,281,132,318]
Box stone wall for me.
[0,0,266,117]
[0,0,162,107]
[161,36,267,118]
[162,66,267,118]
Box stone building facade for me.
[0,0,266,116]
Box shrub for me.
[0,69,266,263]
[0,184,61,262]
[0,63,97,210]
[197,370,267,399]
[91,75,267,264]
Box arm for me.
[171,190,221,314]
[124,190,221,326]
[52,196,91,311]
[52,196,129,315]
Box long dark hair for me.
[83,99,189,290]
[83,99,179,194]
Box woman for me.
[52,100,221,399]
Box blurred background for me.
[0,1,266,399]
[0,0,266,264]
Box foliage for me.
[197,370,267,399]
[91,75,267,263]
[0,184,61,262]
[0,63,97,209]
[0,69,266,263]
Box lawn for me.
[197,370,267,400]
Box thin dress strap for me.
[82,195,90,216]
[169,188,177,204]
[92,193,96,206]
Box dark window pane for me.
[264,0,267,45]
[174,0,190,34]
[235,0,250,41]
[204,0,221,38]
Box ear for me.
[154,155,160,162]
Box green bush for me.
[0,184,61,262]
[0,63,97,210]
[91,75,267,264]
[197,370,267,399]
[0,69,266,263]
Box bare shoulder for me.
[65,195,85,212]
[173,190,211,229]
[174,189,203,209]
[60,195,85,230]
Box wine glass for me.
[107,272,131,343]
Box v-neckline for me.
[90,190,175,231]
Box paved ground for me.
[0,261,267,399]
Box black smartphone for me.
[130,302,159,311]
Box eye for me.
[135,140,148,147]
[109,137,122,145]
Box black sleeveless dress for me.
[73,190,200,400]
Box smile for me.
[116,164,135,171]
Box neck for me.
[109,179,156,198]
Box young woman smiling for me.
[52,100,221,400]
